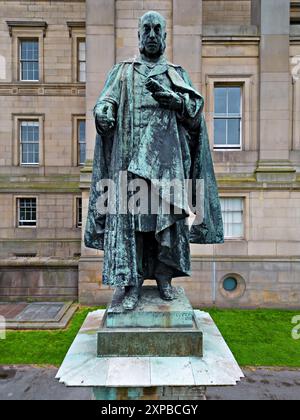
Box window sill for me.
[224,238,246,242]
[214,148,242,152]
[19,80,40,83]
[17,226,37,229]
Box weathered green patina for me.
[85,11,223,310]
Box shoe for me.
[122,286,141,311]
[156,277,176,301]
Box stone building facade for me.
[0,0,300,308]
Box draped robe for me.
[84,57,224,287]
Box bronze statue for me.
[85,11,224,311]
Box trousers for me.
[135,231,174,283]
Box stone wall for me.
[0,261,78,302]
[0,0,85,301]
[116,0,173,62]
[203,0,251,25]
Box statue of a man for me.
[85,11,224,311]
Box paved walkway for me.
[0,366,299,400]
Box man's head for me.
[138,11,167,59]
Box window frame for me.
[76,196,82,228]
[19,120,40,166]
[220,197,245,240]
[7,24,46,83]
[205,75,254,152]
[67,22,85,84]
[219,194,250,241]
[77,118,86,166]
[292,62,300,150]
[213,84,243,150]
[72,115,86,167]
[16,196,38,229]
[19,38,39,82]
[77,38,86,83]
[13,114,45,167]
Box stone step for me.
[97,318,203,358]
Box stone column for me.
[172,0,202,91]
[79,0,116,305]
[254,0,295,181]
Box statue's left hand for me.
[152,91,183,112]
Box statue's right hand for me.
[95,103,116,132]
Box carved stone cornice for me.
[0,83,85,97]
[6,21,48,37]
[67,21,86,37]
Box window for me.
[78,119,86,165]
[76,197,82,228]
[20,39,39,81]
[67,22,85,83]
[220,198,244,239]
[17,198,37,227]
[214,86,242,150]
[223,276,238,292]
[20,121,39,165]
[78,40,86,82]
[7,21,46,83]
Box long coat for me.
[84,59,224,287]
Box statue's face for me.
[139,12,167,59]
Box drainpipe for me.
[212,256,217,305]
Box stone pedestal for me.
[92,386,207,401]
[56,297,244,400]
[106,287,194,329]
[97,287,202,357]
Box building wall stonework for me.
[0,263,78,302]
[0,0,300,308]
[203,0,251,25]
[0,0,85,300]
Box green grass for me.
[208,309,300,368]
[0,307,98,367]
[0,308,299,367]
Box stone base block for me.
[92,386,207,401]
[106,286,194,328]
[97,320,203,357]
[97,286,202,357]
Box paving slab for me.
[0,303,27,319]
[0,302,77,330]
